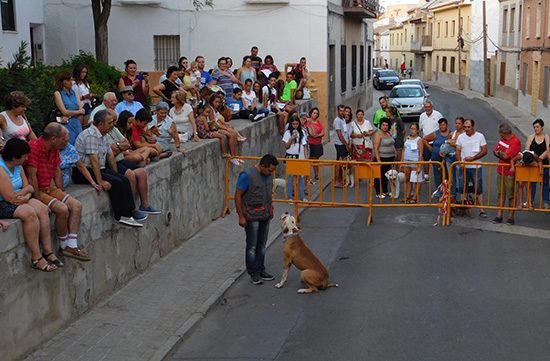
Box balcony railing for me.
[343,0,383,19]
[411,35,433,52]
[421,35,432,47]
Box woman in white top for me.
[72,64,95,126]
[402,123,423,203]
[283,114,307,201]
[0,91,37,149]
[350,109,375,162]
[169,90,199,142]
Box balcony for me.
[411,35,432,52]
[343,0,382,19]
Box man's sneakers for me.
[118,216,143,227]
[133,210,148,222]
[251,271,275,285]
[253,113,265,121]
[140,205,162,215]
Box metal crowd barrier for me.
[223,156,446,225]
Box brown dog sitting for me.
[275,212,338,294]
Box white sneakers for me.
[230,158,244,166]
[118,216,143,227]
[253,113,265,121]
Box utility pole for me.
[457,1,463,90]
[483,0,489,97]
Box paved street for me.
[168,204,550,361]
[25,83,550,361]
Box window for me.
[450,57,456,73]
[526,6,531,38]
[362,45,366,83]
[452,20,455,37]
[519,4,522,32]
[543,66,549,107]
[503,8,508,33]
[341,45,347,93]
[445,21,449,37]
[154,35,180,71]
[536,2,542,38]
[351,45,357,89]
[1,0,16,31]
[500,62,506,85]
[510,7,515,32]
[442,56,447,72]
[437,22,441,37]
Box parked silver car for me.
[398,79,430,96]
[388,84,426,120]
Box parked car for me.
[373,69,400,90]
[388,84,426,120]
[398,79,430,96]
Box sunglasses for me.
[125,92,134,96]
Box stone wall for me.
[0,100,315,361]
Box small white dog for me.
[384,169,405,199]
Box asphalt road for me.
[167,86,550,361]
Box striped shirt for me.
[74,125,112,169]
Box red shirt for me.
[494,134,521,176]
[131,125,145,144]
[307,120,324,145]
[25,138,60,188]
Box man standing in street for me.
[419,99,443,178]
[372,96,390,129]
[455,119,488,218]
[333,105,349,187]
[235,154,279,285]
[492,123,521,225]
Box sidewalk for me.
[24,146,337,361]
[425,81,535,139]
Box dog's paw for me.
[297,288,311,294]
[275,282,284,288]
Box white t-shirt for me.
[333,117,348,145]
[350,119,374,147]
[456,131,487,168]
[242,90,257,109]
[169,103,194,134]
[282,129,307,159]
[262,85,277,105]
[419,110,443,136]
[72,81,91,106]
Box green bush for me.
[0,42,121,134]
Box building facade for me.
[409,8,433,81]
[495,0,523,105]
[430,0,471,89]
[519,0,550,118]
[0,0,45,65]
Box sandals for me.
[31,257,57,272]
[42,252,64,267]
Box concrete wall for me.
[0,101,315,361]
[469,59,484,93]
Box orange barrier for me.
[445,161,549,225]
[223,156,446,225]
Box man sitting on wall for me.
[115,86,144,116]
[24,123,91,261]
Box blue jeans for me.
[244,219,270,276]
[456,167,483,200]
[530,167,550,204]
[287,175,305,201]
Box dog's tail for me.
[327,283,339,288]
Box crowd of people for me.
[0,46,314,272]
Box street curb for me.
[149,181,332,361]
[427,83,528,139]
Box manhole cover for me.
[394,213,436,225]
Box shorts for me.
[0,201,18,218]
[117,159,140,175]
[335,144,349,160]
[38,187,70,208]
[497,173,515,199]
[309,143,324,158]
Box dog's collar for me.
[283,231,299,240]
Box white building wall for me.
[469,0,499,93]
[42,0,328,71]
[0,0,44,65]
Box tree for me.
[92,0,111,63]
[91,0,213,63]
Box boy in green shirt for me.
[280,73,297,103]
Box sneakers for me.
[230,158,243,166]
[133,210,148,222]
[492,217,503,224]
[260,271,275,281]
[118,216,143,227]
[140,205,161,215]
[251,275,263,285]
[253,113,265,121]
[248,114,255,121]
[376,193,386,199]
